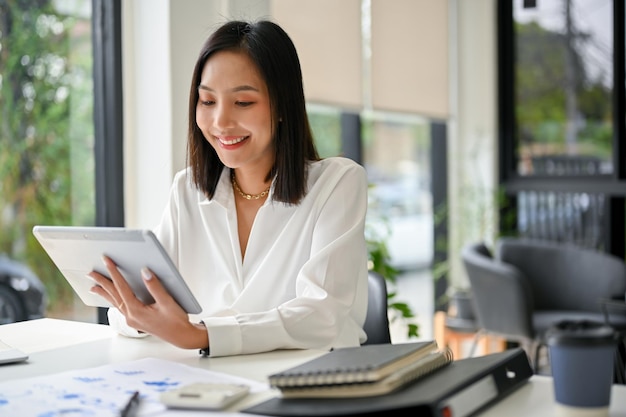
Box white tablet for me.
[32,226,202,314]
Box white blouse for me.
[108,157,369,356]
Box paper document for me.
[0,357,268,416]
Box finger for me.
[89,282,117,306]
[101,256,133,295]
[141,268,181,310]
[87,271,123,306]
[101,255,138,307]
[87,270,115,292]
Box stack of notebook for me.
[243,347,534,417]
[268,341,453,398]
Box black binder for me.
[241,347,533,417]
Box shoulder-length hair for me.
[187,20,320,204]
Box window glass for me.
[513,0,613,176]
[362,112,432,271]
[0,0,95,323]
[307,104,342,158]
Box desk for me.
[0,318,322,413]
[2,318,626,416]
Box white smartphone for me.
[160,383,250,410]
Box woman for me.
[89,20,368,357]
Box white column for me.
[448,0,498,289]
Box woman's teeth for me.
[220,136,247,145]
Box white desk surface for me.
[1,318,626,416]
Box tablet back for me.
[32,226,202,314]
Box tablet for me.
[32,226,202,314]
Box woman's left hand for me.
[88,256,208,349]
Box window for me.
[307,104,434,272]
[362,112,433,271]
[514,0,614,177]
[499,0,625,256]
[307,104,343,158]
[0,0,96,322]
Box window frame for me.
[497,0,625,257]
[92,0,124,323]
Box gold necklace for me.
[231,171,270,200]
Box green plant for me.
[366,219,419,340]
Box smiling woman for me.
[92,20,370,357]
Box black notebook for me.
[242,347,533,417]
[268,341,453,398]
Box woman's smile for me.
[216,135,249,147]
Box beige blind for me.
[271,0,449,118]
[370,0,449,118]
[271,0,363,110]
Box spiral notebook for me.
[268,341,453,398]
[243,348,533,416]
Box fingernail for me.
[141,267,153,281]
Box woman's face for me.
[196,50,274,171]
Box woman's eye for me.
[236,101,254,107]
[200,100,215,106]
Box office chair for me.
[362,271,392,345]
[462,238,626,373]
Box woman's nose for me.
[213,104,234,130]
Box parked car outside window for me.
[0,254,47,325]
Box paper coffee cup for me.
[547,320,616,413]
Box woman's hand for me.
[88,256,208,350]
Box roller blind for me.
[272,0,449,118]
[370,0,448,118]
[271,0,363,110]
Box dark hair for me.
[187,20,320,204]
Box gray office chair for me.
[362,271,392,345]
[462,238,626,374]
